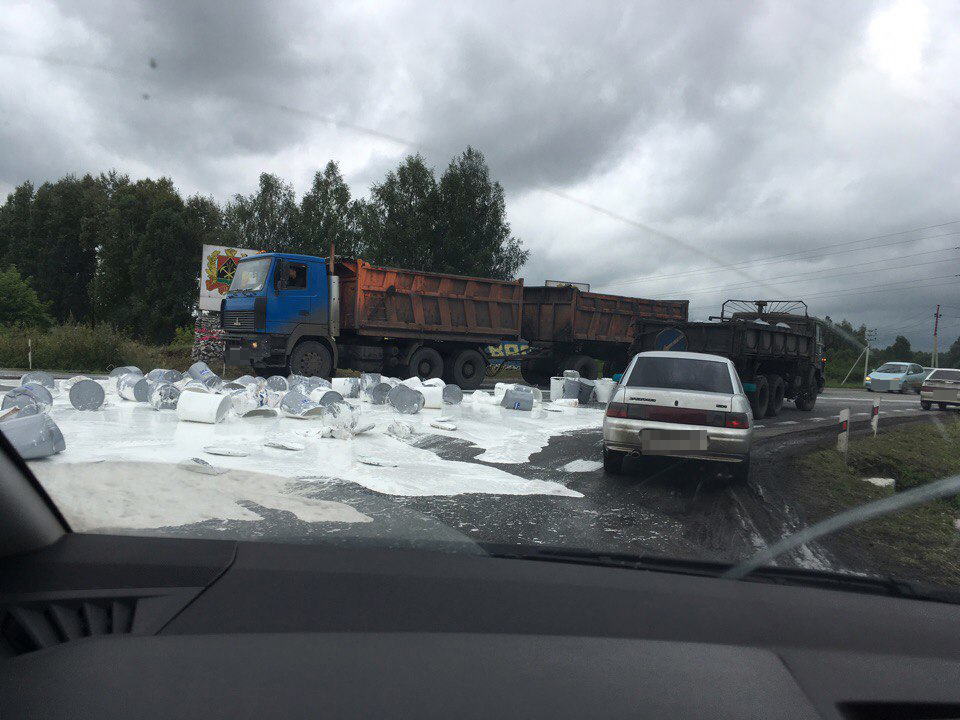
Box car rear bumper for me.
[602,417,752,461]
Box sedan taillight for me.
[725,412,750,429]
[605,402,628,418]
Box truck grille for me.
[222,310,255,332]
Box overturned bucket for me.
[146,368,183,383]
[188,361,224,391]
[20,371,56,391]
[177,391,232,424]
[266,375,289,392]
[332,377,361,398]
[69,379,105,411]
[3,384,53,414]
[420,385,444,409]
[442,384,464,405]
[118,373,150,402]
[388,384,425,414]
[368,383,393,405]
[501,385,535,411]
[148,382,181,410]
[0,412,65,459]
[280,390,325,418]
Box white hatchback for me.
[602,351,753,480]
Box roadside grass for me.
[792,418,960,586]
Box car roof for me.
[634,351,734,365]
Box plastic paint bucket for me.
[388,384,425,414]
[593,378,617,404]
[500,385,534,411]
[420,385,444,409]
[577,379,596,404]
[118,373,150,402]
[442,385,464,405]
[562,378,581,399]
[562,370,580,380]
[331,377,360,398]
[360,373,382,392]
[0,412,65,459]
[400,376,424,389]
[311,389,345,406]
[280,390,325,418]
[551,398,579,408]
[20,371,55,390]
[422,377,446,388]
[176,391,232,424]
[69,379,106,411]
[148,382,181,410]
[369,383,393,405]
[188,362,224,391]
[4,384,53,413]
[110,366,142,377]
[549,377,565,401]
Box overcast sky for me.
[2,0,959,351]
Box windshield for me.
[230,258,273,292]
[626,357,733,394]
[4,1,960,602]
[875,364,909,373]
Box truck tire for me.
[520,358,551,386]
[288,341,333,379]
[447,348,486,390]
[794,368,818,411]
[602,357,629,378]
[749,376,769,419]
[765,375,785,417]
[921,400,932,410]
[563,354,598,380]
[817,375,825,394]
[405,347,444,381]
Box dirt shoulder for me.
[768,414,960,586]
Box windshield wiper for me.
[478,542,960,605]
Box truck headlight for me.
[251,341,258,349]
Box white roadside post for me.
[837,408,850,463]
[28,338,32,370]
[871,398,880,437]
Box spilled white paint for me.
[862,477,895,488]
[27,382,599,501]
[561,459,603,473]
[31,460,372,531]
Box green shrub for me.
[0,266,52,329]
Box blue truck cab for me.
[221,253,339,376]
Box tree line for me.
[822,317,960,376]
[0,147,528,344]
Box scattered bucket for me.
[577,379,596,404]
[110,366,142,377]
[61,375,92,391]
[4,384,53,413]
[388,384,425,414]
[148,382,181,410]
[563,370,580,380]
[147,368,183,383]
[551,398,579,408]
[422,377,446,388]
[266,375,289,392]
[332,377,360,398]
[312,389,345,406]
[176,391,232,424]
[594,378,617,404]
[549,377,565,401]
[500,385,535,411]
[118,373,150,402]
[360,373,382,393]
[562,378,581,399]
[280,390,325,418]
[442,385,464,405]
[419,385,444,409]
[400,376,424,389]
[369,383,393,405]
[69,379,105,411]
[188,361,224,391]
[20,371,56,390]
[0,412,65,459]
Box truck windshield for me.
[625,357,734,394]
[876,364,908,373]
[230,258,273,292]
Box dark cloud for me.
[1,0,958,350]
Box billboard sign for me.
[199,244,256,311]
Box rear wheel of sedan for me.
[765,375,785,417]
[938,402,949,410]
[921,400,932,410]
[749,376,769,419]
[603,446,625,474]
[730,456,751,484]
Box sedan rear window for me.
[625,357,734,394]
[928,369,960,381]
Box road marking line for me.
[853,412,869,417]
[810,417,825,421]
[778,421,799,425]
[754,424,765,428]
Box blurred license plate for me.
[641,429,708,455]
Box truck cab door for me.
[266,259,311,334]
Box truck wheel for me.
[289,341,333,379]
[749,376,769,419]
[817,375,825,394]
[921,400,932,410]
[448,349,486,390]
[405,347,444,381]
[564,354,598,380]
[765,375,785,417]
[603,446,625,475]
[520,359,548,386]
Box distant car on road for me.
[920,368,960,411]
[864,362,925,394]
[602,351,753,481]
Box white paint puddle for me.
[561,459,603,473]
[862,477,895,488]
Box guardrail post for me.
[871,398,880,436]
[837,408,850,462]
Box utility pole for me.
[933,305,941,368]
[865,328,877,378]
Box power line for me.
[665,256,959,298]
[601,223,960,290]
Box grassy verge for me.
[791,418,960,586]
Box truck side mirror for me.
[274,263,286,293]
